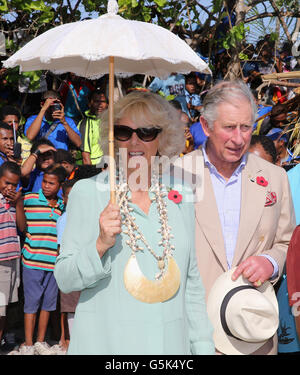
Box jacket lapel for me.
[232,154,268,266]
[195,165,228,271]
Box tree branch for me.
[245,11,300,23]
[195,0,218,20]
[269,0,292,41]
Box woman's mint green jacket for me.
[54,172,215,355]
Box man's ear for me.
[200,116,211,138]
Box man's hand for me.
[51,102,66,124]
[37,144,56,154]
[41,97,58,113]
[231,255,274,287]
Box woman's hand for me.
[96,201,122,258]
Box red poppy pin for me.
[168,189,182,204]
[256,176,268,187]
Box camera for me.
[51,102,61,112]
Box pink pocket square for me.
[265,191,277,206]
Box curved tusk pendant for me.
[123,255,181,304]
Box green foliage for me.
[21,71,44,91]
[269,32,279,42]
[239,52,249,60]
[212,0,223,13]
[222,23,249,50]
[0,0,8,11]
[157,90,175,101]
[4,66,19,86]
[0,0,299,85]
[5,37,15,52]
[154,0,167,7]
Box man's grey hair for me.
[201,80,257,128]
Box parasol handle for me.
[109,56,116,204]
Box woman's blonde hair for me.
[100,91,185,159]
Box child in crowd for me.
[21,138,57,194]
[56,179,80,353]
[183,73,202,121]
[0,162,26,353]
[175,73,202,123]
[12,165,66,355]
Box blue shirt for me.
[189,122,207,149]
[242,61,259,77]
[288,163,300,225]
[277,272,300,353]
[202,143,278,275]
[148,74,185,97]
[24,115,81,150]
[175,89,202,119]
[253,104,272,131]
[64,83,91,120]
[57,211,67,246]
[0,151,8,166]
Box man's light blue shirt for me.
[202,143,278,277]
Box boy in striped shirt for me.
[20,165,66,355]
[0,162,26,352]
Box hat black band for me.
[220,285,256,341]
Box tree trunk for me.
[226,0,247,80]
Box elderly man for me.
[177,80,295,355]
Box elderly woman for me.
[54,91,214,355]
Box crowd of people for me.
[0,39,299,357]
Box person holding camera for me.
[0,105,32,164]
[24,90,81,151]
[0,122,18,167]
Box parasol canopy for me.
[3,0,210,202]
[3,1,210,78]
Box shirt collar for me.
[185,89,195,98]
[43,116,60,125]
[85,110,97,119]
[38,188,63,209]
[202,140,247,177]
[0,151,8,160]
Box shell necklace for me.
[116,174,181,304]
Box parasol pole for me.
[109,56,116,203]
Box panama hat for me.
[206,268,279,355]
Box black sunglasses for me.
[114,125,162,142]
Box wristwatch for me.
[32,149,41,158]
